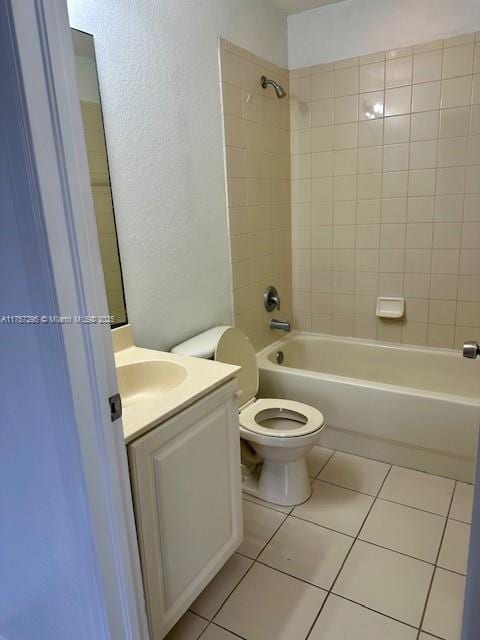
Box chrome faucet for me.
[270,318,291,332]
[264,285,281,312]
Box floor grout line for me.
[244,474,468,570]
[318,446,474,486]
[324,592,422,632]
[304,463,394,639]
[415,479,457,640]
[199,620,247,640]
[288,512,357,539]
[310,475,383,498]
[202,508,292,631]
[194,449,469,640]
[312,447,337,478]
[376,494,455,518]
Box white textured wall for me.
[288,0,480,68]
[67,0,287,350]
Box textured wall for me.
[290,32,480,348]
[67,0,287,351]
[220,40,292,351]
[288,0,480,69]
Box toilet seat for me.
[214,326,325,440]
[240,398,325,438]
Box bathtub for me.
[257,333,480,483]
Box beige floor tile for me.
[319,451,390,495]
[214,563,327,640]
[333,540,434,626]
[259,516,353,589]
[379,466,454,515]
[293,480,374,536]
[190,553,253,619]
[309,594,417,640]
[307,446,334,477]
[422,568,466,640]
[418,634,438,639]
[359,498,445,563]
[200,624,240,640]
[450,482,474,524]
[237,500,286,558]
[165,611,208,640]
[438,519,470,575]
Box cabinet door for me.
[128,381,242,639]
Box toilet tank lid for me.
[171,326,231,359]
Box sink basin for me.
[117,361,188,408]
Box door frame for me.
[7,1,149,637]
[11,0,480,638]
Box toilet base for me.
[242,458,312,507]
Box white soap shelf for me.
[376,297,405,319]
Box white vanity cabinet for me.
[128,380,242,639]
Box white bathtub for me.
[257,333,480,482]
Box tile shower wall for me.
[220,40,292,351]
[290,32,480,348]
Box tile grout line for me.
[415,478,457,640]
[199,508,292,633]
[303,463,394,639]
[330,463,394,589]
[315,446,471,487]
[238,514,467,579]
[210,450,378,639]
[312,447,337,478]
[244,456,466,568]
[373,494,455,518]
[241,493,293,515]
[196,450,469,639]
[241,446,335,515]
[253,559,422,633]
[198,620,247,640]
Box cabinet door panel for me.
[129,381,242,639]
[154,402,234,605]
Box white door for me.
[0,1,148,638]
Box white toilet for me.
[173,326,326,506]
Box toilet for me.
[172,326,326,506]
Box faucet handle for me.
[264,285,281,312]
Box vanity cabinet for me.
[128,380,242,639]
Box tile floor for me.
[166,447,473,640]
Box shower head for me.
[261,75,287,100]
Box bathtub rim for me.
[257,331,480,408]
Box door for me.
[461,340,480,638]
[0,1,148,638]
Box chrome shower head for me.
[261,75,287,99]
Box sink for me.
[117,361,188,408]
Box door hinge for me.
[109,393,122,421]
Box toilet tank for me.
[173,326,259,407]
[171,326,231,359]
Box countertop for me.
[113,325,239,443]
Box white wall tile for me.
[288,33,480,343]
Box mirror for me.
[71,29,127,327]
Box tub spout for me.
[270,318,291,332]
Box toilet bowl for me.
[238,398,325,505]
[172,327,326,506]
